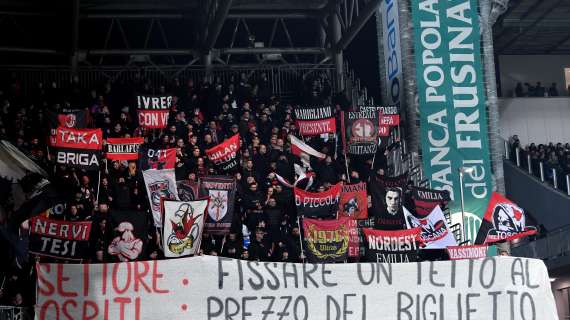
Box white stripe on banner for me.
[35,256,557,319]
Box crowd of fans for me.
[513,81,567,97]
[508,135,570,190]
[0,71,389,309]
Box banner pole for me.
[344,152,351,184]
[297,215,305,263]
[95,169,101,203]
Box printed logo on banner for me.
[143,169,179,227]
[339,182,368,219]
[303,217,352,263]
[139,147,176,171]
[47,110,88,130]
[475,192,537,244]
[208,190,228,222]
[403,206,457,249]
[108,222,144,262]
[200,176,236,235]
[341,110,380,155]
[106,209,148,262]
[163,200,207,258]
[149,180,175,213]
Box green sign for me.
[411,0,492,243]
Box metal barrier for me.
[506,144,570,196]
[0,306,32,320]
[512,225,570,261]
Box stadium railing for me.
[504,140,570,195]
[0,306,33,320]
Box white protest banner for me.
[36,256,557,320]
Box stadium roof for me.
[493,0,570,55]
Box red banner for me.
[50,127,102,150]
[205,134,240,171]
[106,137,144,160]
[339,182,368,219]
[296,118,336,136]
[447,245,488,260]
[378,125,390,137]
[137,110,170,129]
[380,114,400,126]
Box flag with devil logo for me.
[475,192,537,244]
[200,176,236,235]
[105,210,148,262]
[162,199,207,258]
[403,205,457,249]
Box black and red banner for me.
[205,134,240,172]
[339,182,368,219]
[200,176,236,235]
[138,146,176,170]
[51,128,102,170]
[136,95,173,129]
[177,180,203,201]
[47,109,88,130]
[475,192,537,244]
[411,186,451,215]
[362,227,421,263]
[106,209,148,262]
[341,110,380,155]
[294,105,336,136]
[294,183,341,218]
[106,137,144,161]
[302,216,356,263]
[369,173,408,229]
[29,216,92,261]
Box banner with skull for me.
[163,200,207,258]
[143,168,179,227]
[105,209,148,262]
[403,205,457,249]
[200,176,236,235]
[475,192,537,244]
